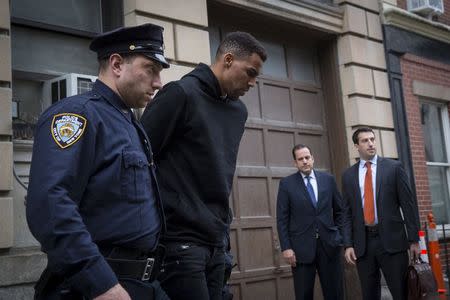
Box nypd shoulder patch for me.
[51,113,87,149]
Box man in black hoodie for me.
[141,32,266,300]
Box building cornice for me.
[215,0,343,34]
[382,3,450,44]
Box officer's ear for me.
[110,53,125,76]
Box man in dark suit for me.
[342,127,421,300]
[277,144,344,300]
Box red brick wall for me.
[401,54,450,223]
[437,0,450,26]
[396,0,450,27]
[401,53,450,272]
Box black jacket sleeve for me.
[395,162,420,242]
[331,176,344,234]
[341,172,354,248]
[276,179,292,251]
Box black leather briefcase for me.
[407,259,439,300]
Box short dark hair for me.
[215,31,267,62]
[292,144,312,160]
[352,127,375,144]
[98,53,141,72]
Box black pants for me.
[356,230,409,300]
[159,242,225,300]
[291,239,343,300]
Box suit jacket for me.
[341,156,420,258]
[276,170,344,264]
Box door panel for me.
[238,178,271,217]
[266,130,296,167]
[261,84,292,122]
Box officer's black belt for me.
[99,245,164,282]
[106,257,156,281]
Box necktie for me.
[306,176,316,207]
[364,162,375,225]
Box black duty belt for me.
[99,245,165,282]
[106,257,156,281]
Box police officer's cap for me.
[90,23,170,68]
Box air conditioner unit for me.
[43,73,97,106]
[407,0,444,17]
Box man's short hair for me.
[352,127,375,144]
[98,53,141,72]
[292,144,312,160]
[215,31,267,62]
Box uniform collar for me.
[92,79,134,120]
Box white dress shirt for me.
[359,155,378,224]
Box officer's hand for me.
[94,284,131,300]
[344,247,357,265]
[410,242,420,261]
[282,249,296,267]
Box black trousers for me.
[356,230,409,300]
[158,241,225,300]
[291,238,343,300]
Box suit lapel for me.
[351,162,364,217]
[315,171,325,210]
[375,156,383,217]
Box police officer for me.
[26,23,170,300]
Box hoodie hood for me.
[183,63,224,100]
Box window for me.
[11,0,102,35]
[10,0,123,140]
[11,0,123,36]
[421,101,450,224]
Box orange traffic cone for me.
[418,230,429,263]
[427,213,446,295]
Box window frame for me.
[422,98,450,224]
[10,0,123,37]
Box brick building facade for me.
[401,53,450,275]
[397,0,450,26]
[401,54,450,224]
[383,0,450,283]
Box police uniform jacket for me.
[26,80,164,298]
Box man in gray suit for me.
[342,127,420,300]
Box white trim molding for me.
[215,0,344,34]
[382,3,450,44]
[413,80,450,102]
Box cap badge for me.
[129,45,136,50]
[51,113,87,149]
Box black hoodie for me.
[141,63,248,247]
